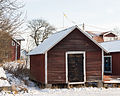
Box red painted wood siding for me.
[30,54,45,83]
[105,52,120,75]
[11,41,16,61]
[86,51,102,81]
[11,40,20,61]
[47,28,102,84]
[104,33,116,37]
[17,44,20,60]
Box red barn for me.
[28,25,120,86]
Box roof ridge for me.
[53,26,76,34]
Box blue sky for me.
[22,0,120,31]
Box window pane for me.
[104,57,111,73]
[12,41,15,46]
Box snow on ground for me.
[1,62,120,96]
[0,67,10,87]
[0,67,7,78]
[2,72,120,96]
[1,87,120,96]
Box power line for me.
[85,24,109,30]
[62,13,112,31]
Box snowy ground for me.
[1,87,120,96]
[1,62,120,96]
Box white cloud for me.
[106,9,114,14]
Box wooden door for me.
[68,54,84,82]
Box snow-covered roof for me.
[103,31,117,36]
[12,35,24,45]
[28,26,76,55]
[13,35,25,41]
[12,39,21,45]
[86,31,117,37]
[99,40,120,53]
[28,25,108,55]
[86,31,103,36]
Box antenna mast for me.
[82,23,85,31]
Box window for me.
[12,41,15,46]
[104,37,115,41]
[104,56,112,73]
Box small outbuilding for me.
[28,25,111,85]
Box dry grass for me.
[3,63,30,79]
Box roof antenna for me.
[82,23,85,31]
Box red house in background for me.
[11,35,25,61]
[86,31,118,43]
[28,25,120,86]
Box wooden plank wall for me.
[86,51,102,81]
[30,54,45,83]
[47,28,102,84]
[105,52,120,76]
[11,41,20,61]
[17,44,20,60]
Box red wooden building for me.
[11,35,25,61]
[86,31,118,43]
[100,40,120,83]
[28,25,120,85]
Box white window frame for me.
[66,51,86,84]
[104,55,112,73]
[12,41,15,46]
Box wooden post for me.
[98,80,103,88]
[45,84,52,88]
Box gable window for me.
[104,56,112,73]
[12,41,15,46]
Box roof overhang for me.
[103,32,117,37]
[28,25,109,55]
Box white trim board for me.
[66,51,86,84]
[102,50,104,81]
[103,32,117,36]
[68,82,85,85]
[104,81,120,84]
[45,52,47,84]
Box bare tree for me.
[28,19,55,46]
[112,27,120,35]
[0,0,24,34]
